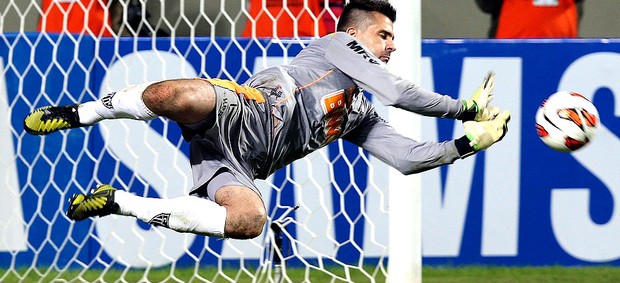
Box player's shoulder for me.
[311,32,351,45]
[305,32,355,54]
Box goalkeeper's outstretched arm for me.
[344,109,511,175]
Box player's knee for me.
[228,206,267,239]
[217,185,268,239]
[242,207,267,238]
[142,81,175,115]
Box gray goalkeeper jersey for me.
[239,32,466,179]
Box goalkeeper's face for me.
[350,11,396,63]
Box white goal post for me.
[388,1,423,282]
[0,0,422,282]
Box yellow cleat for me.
[66,185,119,221]
[24,105,83,135]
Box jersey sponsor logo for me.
[320,88,356,145]
[218,96,229,117]
[269,84,284,100]
[346,40,379,65]
[101,92,116,109]
[321,90,346,144]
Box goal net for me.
[0,0,416,282]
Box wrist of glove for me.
[460,101,500,121]
[462,110,511,152]
[459,72,496,121]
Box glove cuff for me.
[458,100,478,121]
[455,135,477,158]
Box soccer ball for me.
[535,91,599,152]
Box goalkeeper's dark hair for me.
[336,0,397,32]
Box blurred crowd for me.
[476,0,583,38]
[38,0,586,39]
[38,0,345,38]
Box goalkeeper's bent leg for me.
[78,81,158,124]
[114,191,228,238]
[67,185,229,238]
[24,81,158,135]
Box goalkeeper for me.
[24,0,510,239]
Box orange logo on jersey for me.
[321,90,347,144]
[321,90,346,144]
[320,87,357,145]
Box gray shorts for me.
[179,80,270,201]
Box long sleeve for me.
[343,106,464,175]
[323,33,464,119]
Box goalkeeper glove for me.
[463,110,511,151]
[460,71,496,121]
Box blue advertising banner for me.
[419,39,620,266]
[1,34,619,268]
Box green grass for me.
[2,266,620,282]
[423,266,620,283]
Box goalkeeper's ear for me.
[345,27,359,37]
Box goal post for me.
[388,0,423,282]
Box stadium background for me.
[1,0,620,38]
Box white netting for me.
[1,0,391,282]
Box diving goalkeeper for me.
[24,0,510,239]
